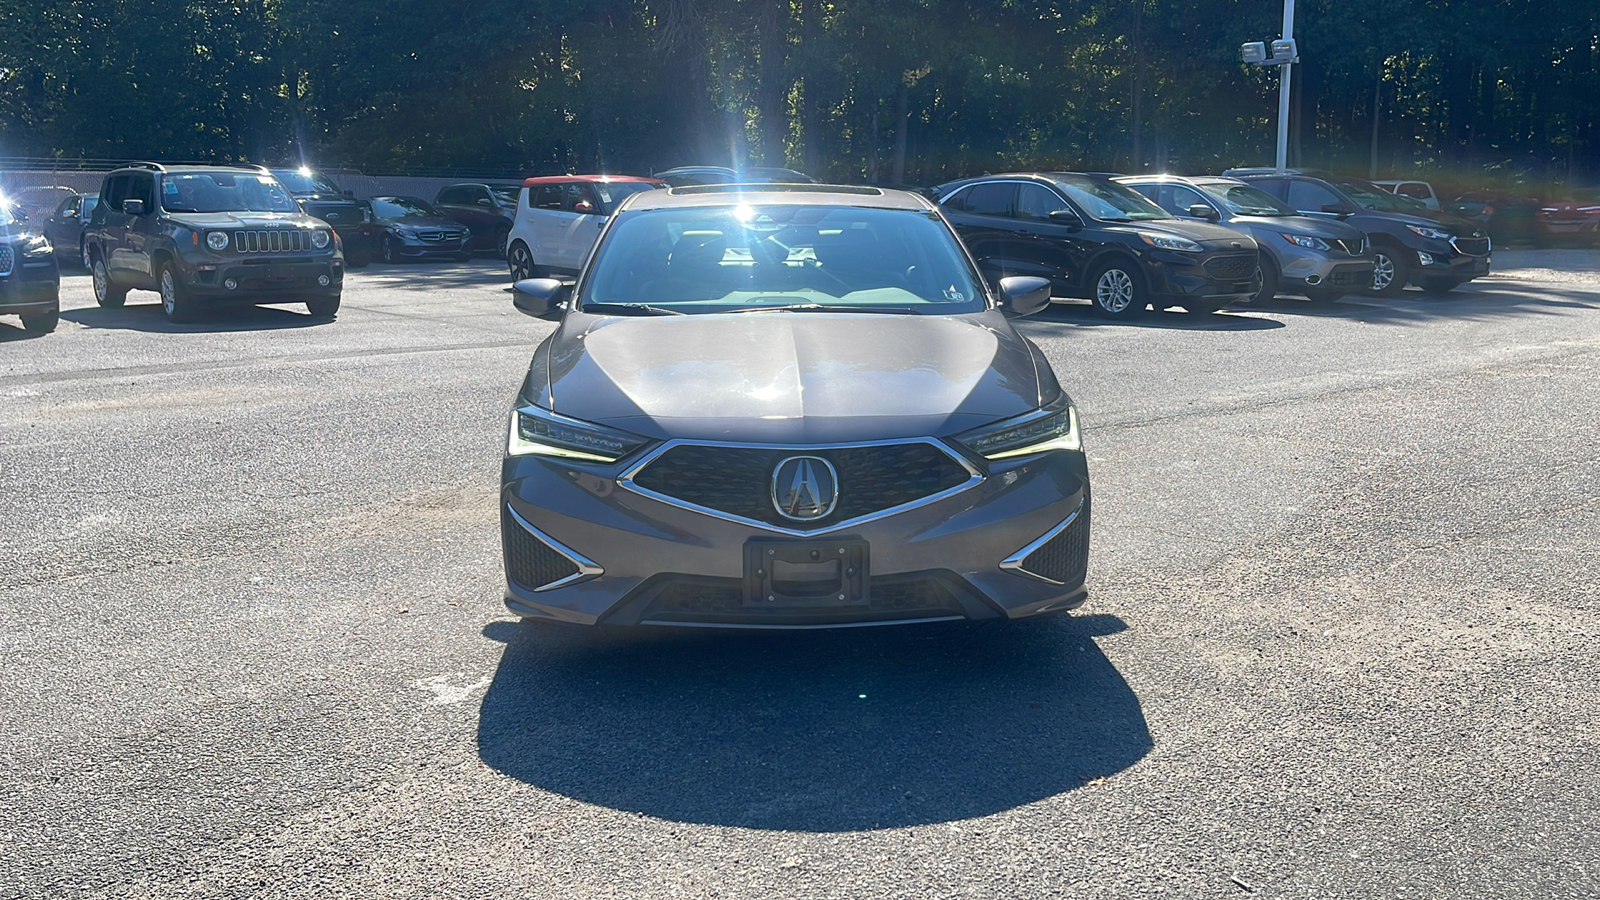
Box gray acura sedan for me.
[501,184,1090,628]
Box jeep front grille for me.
[0,245,12,276]
[233,229,312,253]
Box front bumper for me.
[1410,239,1490,280]
[391,233,469,257]
[1144,251,1259,304]
[0,258,61,311]
[501,442,1090,628]
[183,256,343,298]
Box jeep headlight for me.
[206,231,230,250]
[21,235,53,257]
[1138,232,1203,252]
[508,406,651,463]
[1282,233,1330,251]
[1406,224,1452,241]
[956,394,1082,460]
[311,228,331,249]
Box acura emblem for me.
[772,456,838,521]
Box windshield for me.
[1332,178,1414,212]
[1052,175,1170,222]
[490,186,520,206]
[595,182,660,207]
[162,173,300,213]
[0,202,16,226]
[371,196,441,218]
[579,204,988,315]
[271,169,343,195]
[1198,182,1296,216]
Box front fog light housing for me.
[957,396,1082,460]
[508,406,650,463]
[206,231,230,250]
[311,229,331,249]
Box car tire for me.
[494,227,511,258]
[1253,256,1280,304]
[508,241,536,282]
[1418,276,1466,294]
[381,236,400,264]
[92,255,128,308]
[158,262,200,323]
[1089,260,1147,318]
[306,294,341,318]
[1368,246,1410,296]
[21,306,59,333]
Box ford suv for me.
[84,163,343,322]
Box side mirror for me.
[512,278,570,320]
[1188,203,1221,220]
[62,207,78,219]
[996,276,1052,318]
[1047,209,1082,227]
[573,200,596,214]
[477,197,493,206]
[1321,202,1356,217]
[122,199,146,216]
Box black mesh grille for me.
[1453,237,1490,256]
[0,245,13,276]
[1328,264,1375,287]
[502,514,580,591]
[631,442,971,529]
[1204,255,1256,280]
[637,573,966,624]
[1017,509,1090,586]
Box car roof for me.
[521,175,666,188]
[1115,174,1247,187]
[620,183,934,212]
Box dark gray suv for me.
[84,163,343,322]
[501,184,1090,628]
[1225,169,1490,295]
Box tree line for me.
[2,0,1597,188]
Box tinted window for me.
[371,196,442,218]
[489,186,520,206]
[271,169,342,195]
[1286,180,1342,213]
[1051,175,1169,221]
[127,174,155,209]
[1197,182,1295,216]
[101,175,128,211]
[964,183,1014,217]
[566,184,600,213]
[583,205,986,313]
[593,182,659,211]
[1396,183,1430,199]
[436,187,467,205]
[533,185,564,210]
[1016,184,1068,220]
[1167,185,1213,214]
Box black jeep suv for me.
[933,172,1260,316]
[268,167,379,268]
[84,163,343,322]
[1224,169,1491,295]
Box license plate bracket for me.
[743,538,869,607]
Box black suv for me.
[431,182,521,255]
[934,172,1260,316]
[268,167,379,268]
[1224,169,1490,294]
[84,163,343,322]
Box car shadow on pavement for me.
[0,322,52,342]
[1026,300,1285,332]
[354,259,510,293]
[1247,282,1600,324]
[60,300,331,333]
[477,613,1150,832]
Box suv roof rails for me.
[125,161,166,172]
[671,183,881,196]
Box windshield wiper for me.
[734,304,912,314]
[580,302,686,316]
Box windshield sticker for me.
[943,286,966,302]
[163,182,179,195]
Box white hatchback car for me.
[506,175,666,282]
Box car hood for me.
[534,310,1051,443]
[1111,218,1258,250]
[1360,206,1485,236]
[1231,214,1366,241]
[383,214,465,229]
[165,211,326,229]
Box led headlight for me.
[1406,224,1452,241]
[1282,233,1330,251]
[21,235,53,257]
[206,231,230,250]
[956,394,1082,460]
[311,228,331,249]
[1138,232,1203,252]
[508,405,651,462]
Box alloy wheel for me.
[1095,268,1135,314]
[510,245,532,281]
[92,260,107,300]
[161,269,178,316]
[1372,253,1395,292]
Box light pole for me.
[1241,0,1299,173]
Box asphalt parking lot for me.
[2,254,1597,898]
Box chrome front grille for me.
[418,230,463,243]
[0,245,13,276]
[233,229,311,253]
[1335,238,1366,255]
